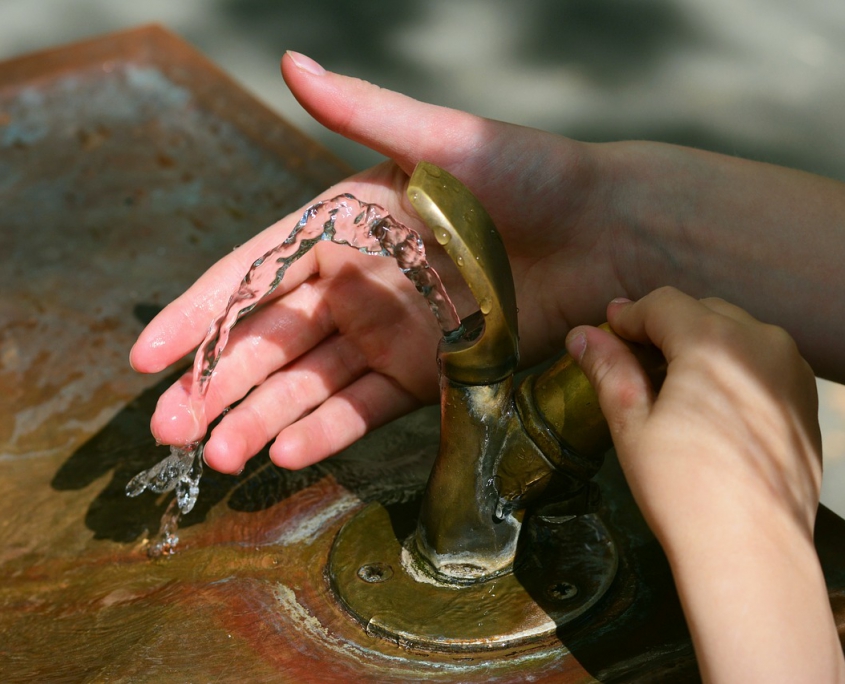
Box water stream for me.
[126,194,458,556]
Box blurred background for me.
[2,0,844,514]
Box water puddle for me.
[126,194,458,556]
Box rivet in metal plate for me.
[357,563,393,583]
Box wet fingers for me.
[148,277,338,447]
[269,372,420,470]
[202,334,369,473]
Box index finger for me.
[605,286,719,361]
[129,215,321,374]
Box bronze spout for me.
[406,163,666,583]
[328,162,632,648]
[406,163,522,581]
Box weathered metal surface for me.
[3,24,845,684]
[328,502,617,651]
[404,162,612,589]
[407,162,519,386]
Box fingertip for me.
[281,53,356,139]
[149,416,205,448]
[269,417,338,470]
[203,433,246,475]
[607,296,632,311]
[269,432,314,471]
[606,296,634,325]
[568,325,653,435]
[128,350,163,375]
[129,336,151,373]
[283,50,326,77]
[129,329,172,374]
[566,324,616,364]
[151,381,207,445]
[128,343,142,372]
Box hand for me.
[567,287,843,682]
[130,52,630,473]
[130,50,845,477]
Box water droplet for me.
[479,297,493,314]
[456,255,464,267]
[409,190,420,202]
[434,226,451,245]
[427,167,441,178]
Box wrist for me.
[636,464,840,681]
[594,141,711,297]
[616,436,820,557]
[594,139,845,380]
[663,505,839,682]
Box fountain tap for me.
[406,162,632,584]
[327,162,664,652]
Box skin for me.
[130,51,845,475]
[128,52,845,680]
[567,289,845,682]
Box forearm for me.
[618,432,844,682]
[656,486,844,683]
[599,141,845,381]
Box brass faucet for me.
[408,162,611,584]
[327,162,661,652]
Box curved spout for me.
[405,162,663,584]
[406,163,523,581]
[407,161,519,385]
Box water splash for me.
[191,193,459,425]
[125,443,203,557]
[126,195,458,556]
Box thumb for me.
[281,51,489,176]
[565,325,654,450]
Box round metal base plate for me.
[328,502,618,652]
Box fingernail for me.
[287,50,325,76]
[566,331,587,362]
[610,297,632,305]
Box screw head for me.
[546,581,578,601]
[357,563,393,583]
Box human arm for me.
[566,287,845,682]
[130,52,845,475]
